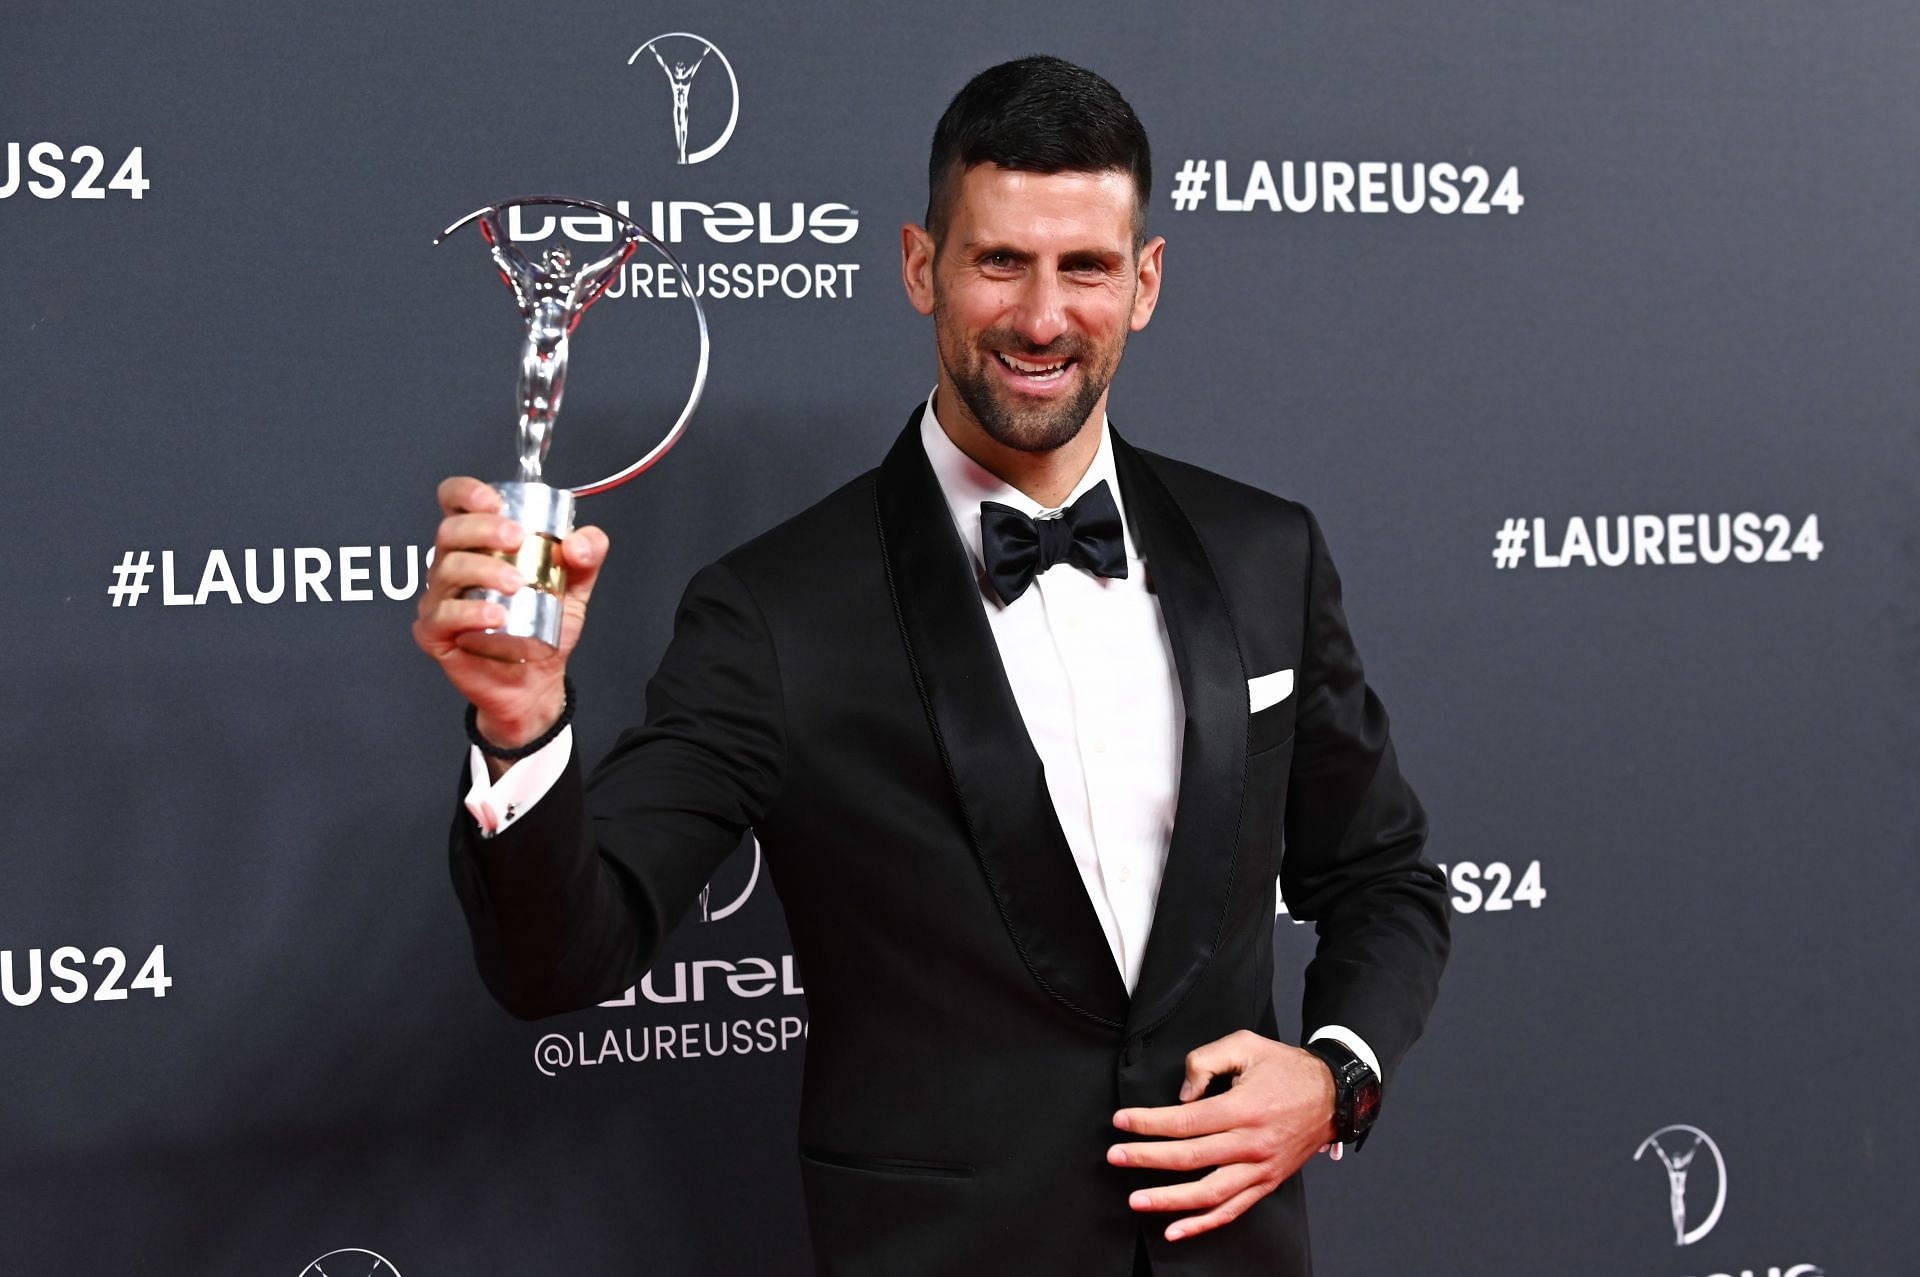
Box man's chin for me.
[961,380,1106,454]
[1002,424,1080,453]
[970,406,1080,453]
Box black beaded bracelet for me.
[466,676,576,761]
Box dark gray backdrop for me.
[3,1,1914,1273]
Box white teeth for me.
[997,352,1068,377]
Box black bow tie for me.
[979,479,1129,606]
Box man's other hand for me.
[1107,1030,1337,1242]
[412,476,610,755]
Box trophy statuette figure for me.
[434,196,709,654]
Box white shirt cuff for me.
[1308,1024,1381,1081]
[463,726,573,838]
[1308,1024,1381,1162]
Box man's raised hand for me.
[412,476,610,750]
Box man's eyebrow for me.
[960,242,1127,267]
[960,240,1034,260]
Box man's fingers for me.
[1113,1090,1245,1139]
[552,525,611,629]
[438,476,501,518]
[1180,1029,1261,1102]
[435,512,524,560]
[1163,1181,1273,1243]
[561,525,607,571]
[560,525,610,600]
[1109,1033,1310,1245]
[417,551,523,624]
[428,528,605,594]
[1125,1161,1266,1217]
[444,546,521,587]
[417,525,610,656]
[1108,1130,1254,1173]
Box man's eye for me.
[983,253,1017,269]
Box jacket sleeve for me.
[1280,505,1450,1085]
[447,560,786,1020]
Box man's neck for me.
[931,384,1107,510]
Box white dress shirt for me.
[463,390,1378,1090]
[916,392,1181,994]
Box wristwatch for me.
[1304,1039,1382,1148]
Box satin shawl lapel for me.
[873,407,1130,1028]
[1110,432,1250,1038]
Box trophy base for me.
[465,481,575,652]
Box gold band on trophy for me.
[488,535,568,599]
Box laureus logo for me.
[1634,1124,1728,1246]
[298,1249,402,1277]
[629,33,740,165]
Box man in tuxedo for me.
[416,56,1449,1276]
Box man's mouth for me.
[993,351,1074,385]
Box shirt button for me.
[1092,737,1107,755]
[1117,865,1132,884]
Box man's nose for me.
[1008,271,1069,349]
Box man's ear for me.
[901,222,937,316]
[1130,235,1166,332]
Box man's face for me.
[903,165,1164,453]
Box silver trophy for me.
[434,196,709,651]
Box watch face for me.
[1353,1076,1382,1128]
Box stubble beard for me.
[935,300,1124,456]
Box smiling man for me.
[420,56,1449,1276]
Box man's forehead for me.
[949,164,1137,244]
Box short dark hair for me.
[925,55,1153,245]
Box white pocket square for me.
[1248,668,1294,713]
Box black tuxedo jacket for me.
[449,405,1450,1276]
